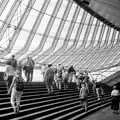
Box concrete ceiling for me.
[89,0,120,27]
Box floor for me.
[82,106,120,120]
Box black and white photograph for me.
[0,0,120,119]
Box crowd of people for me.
[3,55,120,114]
[42,63,106,112]
[4,55,35,114]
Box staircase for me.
[0,81,111,120]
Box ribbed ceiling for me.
[0,0,120,73]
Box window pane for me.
[67,40,74,49]
[42,37,54,52]
[86,18,97,47]
[19,35,42,60]
[108,28,114,45]
[49,18,61,37]
[94,22,103,46]
[0,0,15,21]
[33,0,44,11]
[57,0,68,19]
[114,31,119,45]
[12,30,29,52]
[10,1,28,27]
[77,13,91,47]
[0,20,3,28]
[60,21,71,38]
[67,3,76,21]
[23,9,38,30]
[0,27,14,49]
[4,30,29,58]
[101,26,108,46]
[54,38,64,51]
[37,15,51,34]
[76,8,84,23]
[45,0,58,15]
[70,23,79,40]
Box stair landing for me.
[82,107,120,120]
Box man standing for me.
[5,55,17,91]
[6,55,17,70]
[44,64,54,94]
[24,57,35,82]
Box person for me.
[111,85,120,113]
[92,79,97,96]
[76,72,83,91]
[83,71,90,94]
[8,70,24,114]
[44,64,54,94]
[79,83,88,112]
[41,64,47,78]
[78,72,85,88]
[4,63,15,92]
[6,55,17,70]
[95,82,104,100]
[68,65,76,83]
[56,64,63,90]
[17,61,22,75]
[62,68,69,90]
[24,57,35,82]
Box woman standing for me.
[8,70,24,114]
[79,83,89,112]
[111,85,120,113]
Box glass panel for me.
[28,34,42,51]
[33,37,54,59]
[4,30,30,59]
[114,31,119,45]
[86,18,97,47]
[0,20,3,27]
[0,27,14,49]
[60,21,71,38]
[67,3,76,21]
[33,0,44,11]
[36,15,51,34]
[23,9,38,30]
[54,38,64,51]
[10,1,27,27]
[45,0,58,15]
[19,35,43,60]
[67,40,74,49]
[11,30,29,53]
[70,23,79,40]
[108,28,114,45]
[42,37,54,52]
[76,8,84,23]
[92,17,97,25]
[77,13,91,47]
[101,26,108,46]
[0,0,15,21]
[94,22,103,46]
[0,35,9,50]
[49,18,61,37]
[56,0,68,19]
[84,13,91,24]
[22,0,30,6]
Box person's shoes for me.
[14,108,17,114]
[85,108,88,112]
[16,106,20,113]
[97,98,100,100]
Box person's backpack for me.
[16,77,24,91]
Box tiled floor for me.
[82,107,120,120]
